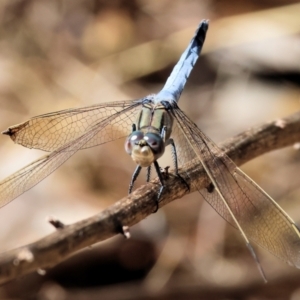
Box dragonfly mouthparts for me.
[138,139,147,146]
[132,144,155,167]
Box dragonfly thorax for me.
[125,131,165,167]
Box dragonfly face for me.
[125,131,164,167]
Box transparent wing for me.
[0,100,142,207]
[171,106,300,267]
[3,100,141,151]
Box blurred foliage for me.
[0,0,299,299]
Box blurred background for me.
[0,0,299,299]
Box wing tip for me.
[2,128,12,136]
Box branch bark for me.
[0,111,299,285]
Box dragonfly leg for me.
[131,123,137,132]
[146,166,151,182]
[129,165,142,194]
[169,138,190,192]
[153,160,165,213]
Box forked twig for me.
[0,111,299,285]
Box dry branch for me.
[0,111,299,285]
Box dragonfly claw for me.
[153,185,164,213]
[176,173,190,192]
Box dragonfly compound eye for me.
[144,133,164,155]
[125,131,144,154]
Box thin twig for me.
[0,111,299,285]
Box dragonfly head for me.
[125,131,165,167]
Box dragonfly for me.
[1,20,300,281]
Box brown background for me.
[0,0,299,299]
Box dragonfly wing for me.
[3,100,141,151]
[172,107,300,267]
[0,101,142,207]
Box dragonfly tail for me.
[154,20,209,103]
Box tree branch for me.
[0,111,299,284]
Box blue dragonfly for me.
[1,20,300,280]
